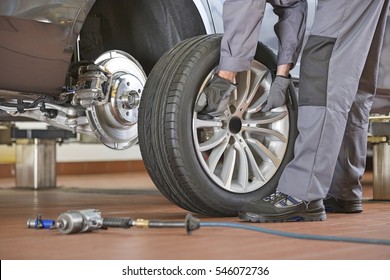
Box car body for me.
[0,0,214,148]
[0,0,213,94]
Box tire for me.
[138,34,298,216]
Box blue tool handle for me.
[27,218,56,229]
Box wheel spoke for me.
[246,70,272,114]
[247,138,281,167]
[235,68,271,113]
[233,137,249,190]
[243,126,287,142]
[245,145,267,182]
[194,118,223,129]
[234,70,251,110]
[220,146,236,189]
[199,130,228,152]
[207,138,229,173]
[246,90,269,114]
[243,111,288,125]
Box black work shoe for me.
[239,191,326,223]
[323,196,363,213]
[195,75,236,118]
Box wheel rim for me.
[192,61,290,193]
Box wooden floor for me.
[0,171,389,260]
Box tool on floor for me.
[55,209,133,234]
[27,209,200,235]
[26,209,390,246]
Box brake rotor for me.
[87,50,146,150]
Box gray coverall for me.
[276,0,390,201]
[220,0,389,203]
[219,0,307,72]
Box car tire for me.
[138,34,298,216]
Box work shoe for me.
[195,75,236,118]
[323,196,363,213]
[239,191,327,223]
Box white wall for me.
[56,143,142,162]
[0,122,142,163]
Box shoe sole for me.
[238,210,327,223]
[324,206,363,214]
[323,198,363,214]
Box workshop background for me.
[1,0,390,261]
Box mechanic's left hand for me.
[261,75,291,112]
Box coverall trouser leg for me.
[219,0,307,72]
[277,0,390,201]
[328,7,389,201]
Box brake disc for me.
[87,50,146,150]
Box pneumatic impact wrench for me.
[27,209,200,235]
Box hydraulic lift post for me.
[369,114,390,200]
[12,128,76,189]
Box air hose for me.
[199,221,390,246]
[133,214,390,246]
[27,211,390,246]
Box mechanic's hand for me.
[195,75,236,117]
[261,75,291,112]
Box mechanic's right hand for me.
[261,75,291,112]
[195,75,236,117]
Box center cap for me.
[229,116,242,134]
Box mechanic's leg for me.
[277,0,388,201]
[327,0,389,208]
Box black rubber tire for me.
[138,34,298,216]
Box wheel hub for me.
[111,73,141,126]
[228,116,242,134]
[87,50,146,150]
